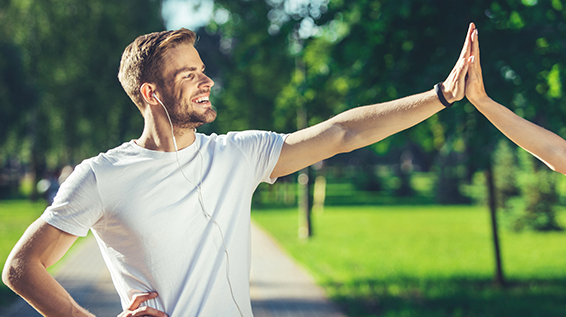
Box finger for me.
[469,30,482,81]
[459,22,475,60]
[472,29,480,66]
[131,305,169,317]
[457,59,470,93]
[128,292,158,310]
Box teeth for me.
[195,96,209,103]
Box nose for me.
[198,73,214,89]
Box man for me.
[2,23,475,316]
[465,26,566,175]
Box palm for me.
[442,23,475,103]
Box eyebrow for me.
[173,65,206,79]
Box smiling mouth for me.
[192,95,210,104]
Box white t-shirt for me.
[41,130,286,316]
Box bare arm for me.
[465,24,566,175]
[1,219,92,316]
[271,23,475,178]
[271,91,444,177]
[2,219,168,317]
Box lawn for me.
[252,205,566,317]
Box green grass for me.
[0,200,46,307]
[252,205,566,317]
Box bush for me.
[503,149,563,231]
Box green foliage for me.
[252,206,566,316]
[462,140,563,232]
[0,43,37,152]
[0,0,163,168]
[253,171,438,208]
[201,0,566,206]
[199,0,295,133]
[503,148,563,231]
[493,139,519,207]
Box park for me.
[1,0,566,316]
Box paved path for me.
[1,222,345,317]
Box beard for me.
[162,89,217,130]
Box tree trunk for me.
[298,168,312,238]
[485,164,505,287]
[296,55,312,238]
[297,105,312,238]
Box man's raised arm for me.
[465,24,566,175]
[271,23,475,178]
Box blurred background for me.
[1,0,565,316]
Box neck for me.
[136,111,196,152]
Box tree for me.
[195,0,566,284]
[0,0,164,198]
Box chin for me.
[201,108,217,123]
[191,110,217,129]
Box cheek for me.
[179,87,196,104]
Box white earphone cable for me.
[155,94,243,317]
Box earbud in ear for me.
[153,93,165,107]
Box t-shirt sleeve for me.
[228,130,287,185]
[40,160,104,237]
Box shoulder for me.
[219,130,286,156]
[198,130,278,145]
[225,130,285,144]
[89,141,145,167]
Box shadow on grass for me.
[324,277,566,317]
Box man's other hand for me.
[117,292,168,317]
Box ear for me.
[140,83,159,106]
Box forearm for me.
[3,260,95,317]
[473,96,566,174]
[2,219,92,317]
[331,89,445,153]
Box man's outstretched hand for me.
[117,292,168,317]
[440,22,476,104]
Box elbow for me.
[332,124,380,154]
[2,259,16,290]
[332,124,355,154]
[2,259,20,292]
[2,256,28,293]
